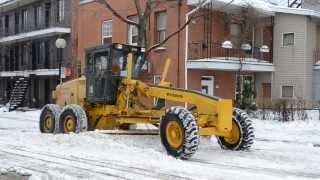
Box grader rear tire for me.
[160,107,200,160]
[217,108,254,150]
[59,104,88,133]
[39,104,61,133]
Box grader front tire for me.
[39,104,61,133]
[217,108,254,151]
[160,107,200,160]
[59,104,88,133]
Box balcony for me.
[0,24,71,44]
[0,61,73,78]
[189,42,273,62]
[187,42,274,72]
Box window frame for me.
[57,0,65,23]
[35,5,42,28]
[155,11,167,44]
[21,9,28,31]
[127,15,138,46]
[102,20,113,44]
[282,32,295,47]
[281,85,295,99]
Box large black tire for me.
[59,104,88,133]
[160,106,200,160]
[39,104,61,133]
[217,108,254,150]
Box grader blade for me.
[98,130,159,136]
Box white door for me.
[201,76,214,96]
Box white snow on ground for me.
[0,109,320,179]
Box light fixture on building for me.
[55,38,67,49]
[241,43,252,51]
[222,40,233,49]
[260,45,270,53]
[55,38,67,84]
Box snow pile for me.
[212,0,275,15]
[251,109,319,121]
[0,168,8,175]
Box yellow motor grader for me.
[39,43,254,159]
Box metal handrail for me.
[188,41,273,63]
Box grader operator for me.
[39,43,254,160]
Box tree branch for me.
[95,0,138,26]
[134,0,143,17]
[146,0,207,53]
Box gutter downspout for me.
[184,0,211,92]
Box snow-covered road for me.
[0,109,320,180]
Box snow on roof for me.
[188,0,320,19]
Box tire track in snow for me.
[0,154,92,179]
[256,138,320,147]
[190,158,320,179]
[0,115,36,123]
[0,149,142,179]
[0,145,193,180]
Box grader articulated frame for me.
[39,43,254,159]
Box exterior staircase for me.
[8,77,30,111]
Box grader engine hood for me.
[53,76,86,108]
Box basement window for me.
[283,33,295,46]
[281,85,294,98]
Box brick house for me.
[0,0,77,108]
[76,0,320,106]
[75,0,273,103]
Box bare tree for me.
[95,0,208,57]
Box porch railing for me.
[189,42,273,63]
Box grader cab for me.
[39,43,254,160]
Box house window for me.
[128,15,138,45]
[21,10,28,31]
[57,0,65,23]
[21,44,28,65]
[14,12,19,34]
[201,76,214,96]
[283,33,294,46]
[282,85,294,98]
[102,20,112,44]
[39,41,45,64]
[230,23,241,47]
[4,15,9,35]
[156,11,167,44]
[230,23,241,37]
[262,83,271,99]
[45,2,51,28]
[35,6,42,28]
